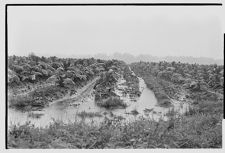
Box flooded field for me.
[8,76,189,127]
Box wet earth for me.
[8,72,190,127]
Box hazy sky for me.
[8,6,223,59]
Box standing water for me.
[8,74,189,127]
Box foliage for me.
[8,57,223,148]
[8,54,106,87]
[8,54,127,110]
[130,61,224,93]
[9,95,35,108]
[77,111,102,118]
[96,96,127,109]
[8,106,222,149]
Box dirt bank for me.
[8,77,99,111]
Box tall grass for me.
[8,110,222,148]
[8,86,223,148]
[8,99,223,148]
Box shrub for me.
[130,109,139,116]
[96,96,127,109]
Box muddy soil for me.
[8,68,190,127]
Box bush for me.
[130,109,139,116]
[96,96,127,109]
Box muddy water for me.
[110,77,189,122]
[8,77,189,127]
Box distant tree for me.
[41,56,47,62]
[28,52,40,63]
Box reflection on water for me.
[8,95,104,127]
[8,77,190,127]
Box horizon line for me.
[7,53,224,61]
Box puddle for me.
[8,71,190,127]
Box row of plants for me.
[7,59,223,148]
[8,54,105,88]
[122,65,141,98]
[130,61,224,93]
[94,61,127,109]
[94,61,142,109]
[128,61,223,147]
[8,54,124,110]
[130,61,224,104]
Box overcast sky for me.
[8,6,223,59]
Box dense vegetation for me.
[130,61,223,106]
[130,61,223,94]
[8,56,223,148]
[8,53,108,88]
[8,109,222,148]
[8,54,125,110]
[129,61,223,147]
[94,61,140,109]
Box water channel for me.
[8,75,189,127]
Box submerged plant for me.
[77,111,102,119]
[96,96,127,109]
[130,109,139,116]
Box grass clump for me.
[8,94,46,111]
[77,111,102,118]
[96,96,127,109]
[9,95,35,108]
[8,111,222,149]
[28,112,44,119]
[130,109,139,116]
